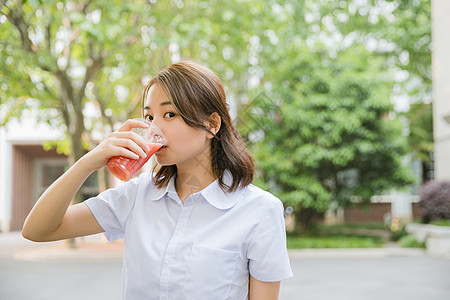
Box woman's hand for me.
[81,119,151,172]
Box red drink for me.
[107,143,163,181]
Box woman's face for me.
[143,84,211,168]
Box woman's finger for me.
[109,137,148,158]
[117,119,149,132]
[110,131,150,153]
[113,147,141,160]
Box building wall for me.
[412,203,423,220]
[343,202,423,224]
[9,145,68,231]
[432,0,450,180]
[10,146,33,231]
[344,203,391,223]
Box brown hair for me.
[142,60,254,192]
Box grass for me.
[286,222,388,249]
[285,222,438,249]
[430,219,450,227]
[313,222,387,231]
[287,232,385,249]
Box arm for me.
[22,158,101,242]
[22,119,150,242]
[249,276,280,300]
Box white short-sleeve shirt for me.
[85,171,293,300]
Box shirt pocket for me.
[183,245,240,300]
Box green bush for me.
[398,235,426,248]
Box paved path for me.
[1,232,449,300]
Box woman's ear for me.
[207,112,221,139]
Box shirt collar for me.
[150,171,243,210]
[149,175,178,201]
[201,171,243,210]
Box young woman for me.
[22,60,293,299]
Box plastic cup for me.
[107,118,166,181]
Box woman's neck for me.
[175,149,216,203]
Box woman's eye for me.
[164,112,176,118]
[144,115,153,121]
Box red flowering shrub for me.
[419,181,450,223]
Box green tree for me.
[0,0,158,194]
[316,0,433,182]
[0,0,276,193]
[237,0,417,230]
[389,0,433,182]
[402,102,433,182]
[242,44,414,230]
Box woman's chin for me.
[154,158,173,167]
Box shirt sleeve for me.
[247,199,293,282]
[84,174,143,241]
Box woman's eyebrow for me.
[144,102,172,110]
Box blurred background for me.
[0,0,449,299]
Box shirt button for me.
[164,257,170,264]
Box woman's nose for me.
[149,119,165,140]
[151,118,162,130]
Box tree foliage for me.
[1,0,155,195]
[1,0,428,221]
[315,0,433,179]
[0,0,280,193]
[237,0,423,229]
[241,44,415,227]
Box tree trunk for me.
[65,118,85,249]
[67,109,85,204]
[63,78,87,249]
[98,167,110,192]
